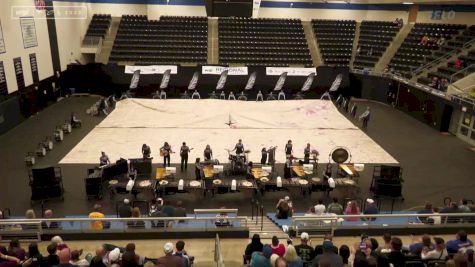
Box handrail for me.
[292,212,475,219]
[0,216,248,223]
[411,37,475,75]
[450,63,475,84]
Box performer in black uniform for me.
[142,144,151,159]
[99,152,110,166]
[304,143,311,164]
[233,139,245,155]
[204,145,213,161]
[261,147,268,165]
[285,140,293,158]
[180,142,191,171]
[284,156,293,179]
[160,142,173,167]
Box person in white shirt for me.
[428,207,442,225]
[421,237,448,260]
[314,199,326,215]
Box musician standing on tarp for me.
[100,151,110,166]
[160,142,173,167]
[359,106,371,130]
[142,144,151,159]
[180,142,190,171]
[284,156,293,179]
[285,140,293,158]
[204,145,213,161]
[304,143,311,164]
[261,148,268,165]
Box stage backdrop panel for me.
[60,99,397,164]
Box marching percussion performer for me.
[285,140,293,158]
[284,155,294,179]
[180,142,192,171]
[232,139,245,155]
[142,144,151,159]
[304,143,311,164]
[204,145,213,161]
[100,151,110,166]
[261,147,268,165]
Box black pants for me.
[163,155,170,167]
[181,155,188,171]
[261,155,267,165]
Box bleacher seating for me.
[311,19,356,66]
[218,17,312,66]
[85,14,111,38]
[353,20,400,69]
[388,23,466,76]
[109,15,208,65]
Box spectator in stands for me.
[7,239,25,260]
[22,209,37,230]
[0,246,20,267]
[107,248,121,266]
[418,202,434,222]
[421,35,429,46]
[276,197,291,219]
[456,58,465,69]
[121,250,139,267]
[215,206,231,227]
[427,207,442,225]
[441,202,461,223]
[70,250,89,267]
[314,234,338,256]
[344,201,360,221]
[339,245,350,265]
[127,207,145,229]
[272,236,286,257]
[149,198,163,216]
[89,204,106,230]
[270,255,280,267]
[409,234,434,255]
[295,232,314,263]
[305,207,317,216]
[119,199,132,218]
[460,199,471,213]
[70,112,82,128]
[367,47,373,56]
[284,245,303,267]
[89,256,106,267]
[440,78,449,91]
[173,201,187,218]
[437,37,446,46]
[421,237,448,260]
[251,244,273,267]
[377,233,392,253]
[314,199,326,215]
[387,237,405,267]
[57,248,75,267]
[42,209,61,230]
[43,243,59,267]
[161,200,175,217]
[312,240,343,267]
[173,241,191,267]
[447,231,474,253]
[455,252,470,267]
[52,236,68,250]
[466,249,475,267]
[362,199,379,221]
[26,243,43,267]
[245,234,264,258]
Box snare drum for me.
[229,154,238,161]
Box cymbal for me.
[244,150,251,153]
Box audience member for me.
[70,249,89,267]
[339,245,350,265]
[314,200,326,215]
[7,239,26,260]
[41,210,61,230]
[23,209,38,230]
[362,199,378,221]
[43,243,60,267]
[270,254,280,267]
[421,237,448,260]
[312,240,343,267]
[327,198,343,215]
[245,234,264,257]
[119,199,132,218]
[89,204,106,230]
[428,207,442,225]
[89,256,106,267]
[420,35,429,45]
[447,231,474,253]
[127,207,145,229]
[173,241,193,267]
[173,201,187,217]
[277,197,291,219]
[276,257,289,267]
[295,232,314,263]
[149,198,163,216]
[344,201,360,221]
[441,202,461,223]
[57,248,75,267]
[409,234,434,255]
[314,234,338,256]
[161,201,175,217]
[251,244,272,267]
[305,207,317,216]
[387,237,405,267]
[454,252,469,267]
[272,236,286,257]
[377,233,392,253]
[418,202,434,223]
[157,243,184,267]
[284,245,303,267]
[460,199,471,212]
[26,243,43,267]
[0,246,21,267]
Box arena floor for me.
[0,96,474,217]
[60,99,397,164]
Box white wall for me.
[88,3,147,17]
[0,0,54,94]
[417,11,474,25]
[147,5,206,20]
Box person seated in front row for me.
[70,112,82,128]
[215,206,231,227]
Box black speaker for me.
[374,179,402,197]
[31,167,56,186]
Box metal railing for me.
[82,36,103,47]
[411,37,475,75]
[450,63,475,84]
[291,213,475,236]
[250,199,264,231]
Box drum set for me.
[226,149,251,174]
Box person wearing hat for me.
[295,232,315,262]
[311,240,343,267]
[251,244,273,267]
[119,199,132,218]
[362,199,379,221]
[156,243,184,267]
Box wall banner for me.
[20,17,38,49]
[266,67,317,76]
[0,61,7,95]
[202,66,248,75]
[29,53,39,83]
[13,57,25,91]
[124,65,177,74]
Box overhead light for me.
[326,0,348,3]
[403,2,414,4]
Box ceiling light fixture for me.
[402,2,414,4]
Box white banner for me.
[125,65,178,74]
[252,0,262,18]
[266,67,317,76]
[202,66,248,76]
